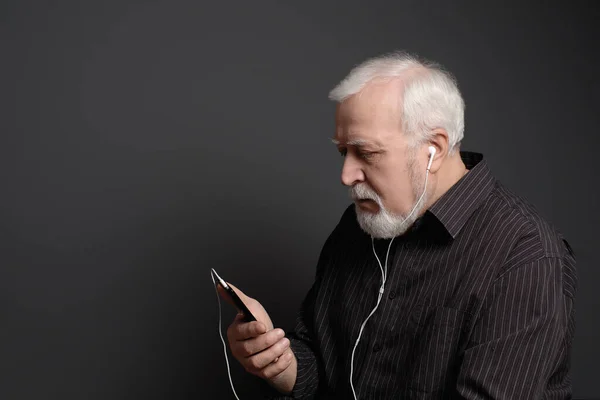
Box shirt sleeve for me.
[260,280,325,399]
[261,206,352,399]
[456,256,576,399]
[259,251,329,399]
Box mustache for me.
[350,183,379,201]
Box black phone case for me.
[219,283,257,322]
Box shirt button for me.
[388,291,396,300]
[373,343,382,353]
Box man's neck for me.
[425,153,468,210]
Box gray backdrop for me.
[1,1,598,399]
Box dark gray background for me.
[1,1,598,399]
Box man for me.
[221,51,577,399]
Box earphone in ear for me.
[427,146,436,171]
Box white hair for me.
[329,51,465,154]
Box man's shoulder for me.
[483,180,574,270]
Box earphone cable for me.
[211,271,242,400]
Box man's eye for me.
[339,149,347,157]
[359,152,375,160]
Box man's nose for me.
[341,156,365,187]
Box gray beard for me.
[352,157,428,239]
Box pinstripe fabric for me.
[263,152,577,399]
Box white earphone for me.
[350,144,436,400]
[427,145,436,171]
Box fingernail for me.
[276,329,285,338]
[282,338,290,347]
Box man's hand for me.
[218,283,297,394]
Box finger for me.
[259,348,295,380]
[244,337,290,373]
[228,319,267,341]
[235,328,285,357]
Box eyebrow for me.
[330,138,380,147]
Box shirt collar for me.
[426,151,495,239]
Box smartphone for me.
[211,268,257,322]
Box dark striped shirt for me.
[265,151,577,399]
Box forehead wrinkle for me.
[346,80,404,133]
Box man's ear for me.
[427,128,449,174]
